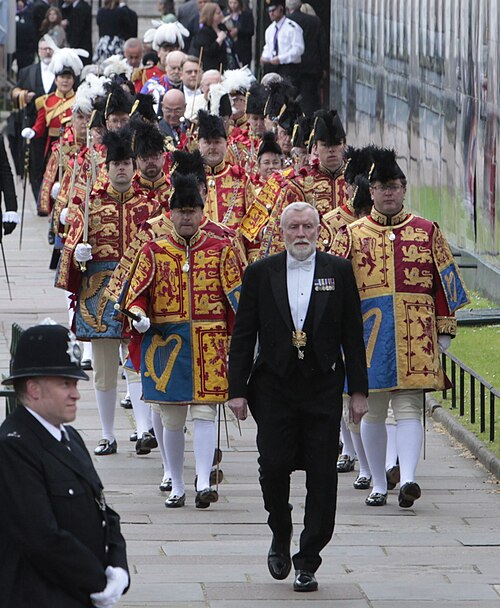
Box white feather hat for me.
[73,74,109,115]
[44,35,89,78]
[221,66,256,95]
[152,22,190,51]
[101,55,133,80]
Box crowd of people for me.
[0,0,471,604]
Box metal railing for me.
[441,351,499,442]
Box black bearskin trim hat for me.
[130,120,165,158]
[291,115,313,149]
[246,83,267,116]
[172,149,207,188]
[197,109,227,140]
[257,131,282,158]
[351,175,373,217]
[170,173,204,209]
[263,79,296,121]
[277,98,303,135]
[368,148,406,183]
[343,144,378,184]
[104,81,134,118]
[103,126,135,163]
[129,93,158,123]
[312,109,346,145]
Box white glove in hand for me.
[21,127,36,140]
[90,566,129,608]
[438,334,451,353]
[59,208,68,225]
[51,181,61,200]
[74,243,93,263]
[132,315,151,334]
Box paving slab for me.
[1,155,500,606]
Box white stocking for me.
[128,381,151,437]
[165,428,185,496]
[351,430,371,478]
[95,388,117,442]
[361,420,387,494]
[193,419,215,491]
[396,419,423,485]
[385,423,398,469]
[152,410,170,477]
[339,417,355,458]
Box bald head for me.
[161,89,187,127]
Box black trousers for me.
[248,364,342,572]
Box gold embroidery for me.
[362,307,382,368]
[403,267,433,288]
[401,244,432,264]
[80,270,114,331]
[400,225,429,242]
[144,334,182,392]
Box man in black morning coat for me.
[227,202,368,592]
[0,322,129,608]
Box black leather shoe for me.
[81,359,92,370]
[165,493,185,508]
[120,397,132,409]
[386,465,400,490]
[337,454,355,473]
[398,482,421,508]
[136,431,158,455]
[353,475,371,490]
[159,475,172,492]
[267,533,292,580]
[129,431,137,442]
[94,439,117,456]
[365,491,387,506]
[195,488,218,509]
[293,570,318,592]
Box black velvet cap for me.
[170,173,204,209]
[103,126,135,163]
[312,109,346,145]
[257,131,282,157]
[131,120,165,157]
[368,148,406,183]
[172,149,207,188]
[197,109,227,140]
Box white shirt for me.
[25,406,69,443]
[261,16,304,65]
[286,251,315,331]
[41,62,55,94]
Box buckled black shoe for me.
[353,475,372,490]
[337,454,355,473]
[365,491,387,506]
[165,493,186,508]
[135,431,158,455]
[386,465,400,490]
[159,474,172,492]
[398,482,421,508]
[129,431,137,442]
[120,396,132,409]
[293,570,318,592]
[94,439,117,456]
[268,532,292,580]
[81,359,92,370]
[195,488,219,509]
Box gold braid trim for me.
[436,316,457,336]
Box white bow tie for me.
[288,258,313,271]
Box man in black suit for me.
[0,323,129,608]
[63,0,93,62]
[158,88,190,148]
[286,0,328,115]
[9,37,56,198]
[227,202,368,592]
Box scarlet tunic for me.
[125,228,243,404]
[33,90,75,156]
[55,182,160,339]
[331,207,469,391]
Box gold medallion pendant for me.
[292,329,307,360]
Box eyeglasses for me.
[371,184,404,192]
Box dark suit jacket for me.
[191,25,227,71]
[66,0,93,59]
[117,4,139,40]
[0,138,18,235]
[0,406,128,608]
[288,9,328,75]
[16,62,56,124]
[228,250,368,399]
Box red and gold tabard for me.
[238,168,305,261]
[131,65,166,93]
[39,126,85,215]
[204,160,255,230]
[33,90,75,154]
[55,182,161,339]
[293,160,348,217]
[331,207,470,392]
[106,211,247,306]
[226,127,260,173]
[124,227,243,404]
[133,173,171,210]
[318,199,357,252]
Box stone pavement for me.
[1,181,500,607]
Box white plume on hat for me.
[221,66,255,95]
[207,83,228,117]
[44,35,89,77]
[74,74,109,115]
[101,54,133,79]
[152,22,189,51]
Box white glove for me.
[21,127,36,140]
[59,208,68,225]
[51,181,61,200]
[74,243,93,263]
[132,315,151,334]
[90,566,129,608]
[438,334,451,353]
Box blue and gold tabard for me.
[124,228,243,404]
[55,182,160,339]
[331,208,469,391]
